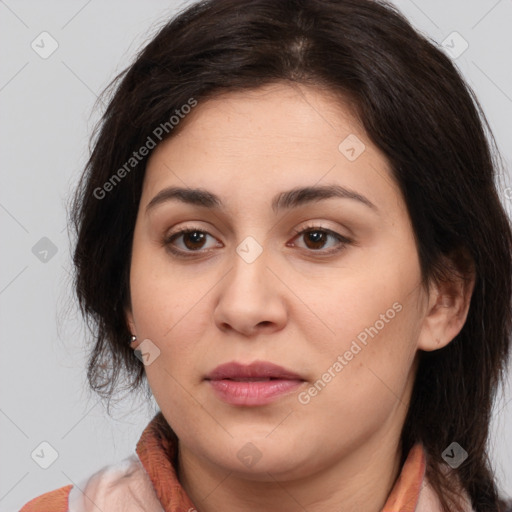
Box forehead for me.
[141,83,403,218]
[160,83,364,154]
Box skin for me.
[125,82,474,512]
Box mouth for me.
[205,361,306,406]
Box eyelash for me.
[163,223,353,259]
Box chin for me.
[209,441,307,480]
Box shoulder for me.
[19,455,164,512]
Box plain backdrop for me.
[1,0,511,510]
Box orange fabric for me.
[19,484,72,512]
[382,443,426,511]
[18,413,430,511]
[135,413,196,511]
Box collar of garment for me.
[66,411,473,512]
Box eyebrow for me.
[145,184,378,215]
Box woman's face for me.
[126,83,434,480]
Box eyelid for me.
[163,221,354,258]
[163,224,221,250]
[290,221,351,240]
[288,223,353,255]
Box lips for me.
[205,361,305,406]
[205,361,304,381]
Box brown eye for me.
[289,225,353,256]
[180,230,207,250]
[164,227,221,257]
[302,230,329,250]
[163,224,353,259]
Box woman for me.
[20,0,512,511]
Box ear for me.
[417,250,476,352]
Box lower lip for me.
[207,379,304,406]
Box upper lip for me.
[205,361,304,381]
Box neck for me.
[178,426,404,512]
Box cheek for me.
[129,245,215,385]
[324,265,415,345]
[129,237,199,337]
[298,299,418,448]
[312,255,421,395]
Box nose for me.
[213,245,288,337]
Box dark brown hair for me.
[70,0,512,510]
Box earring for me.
[130,335,137,345]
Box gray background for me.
[1,0,511,510]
